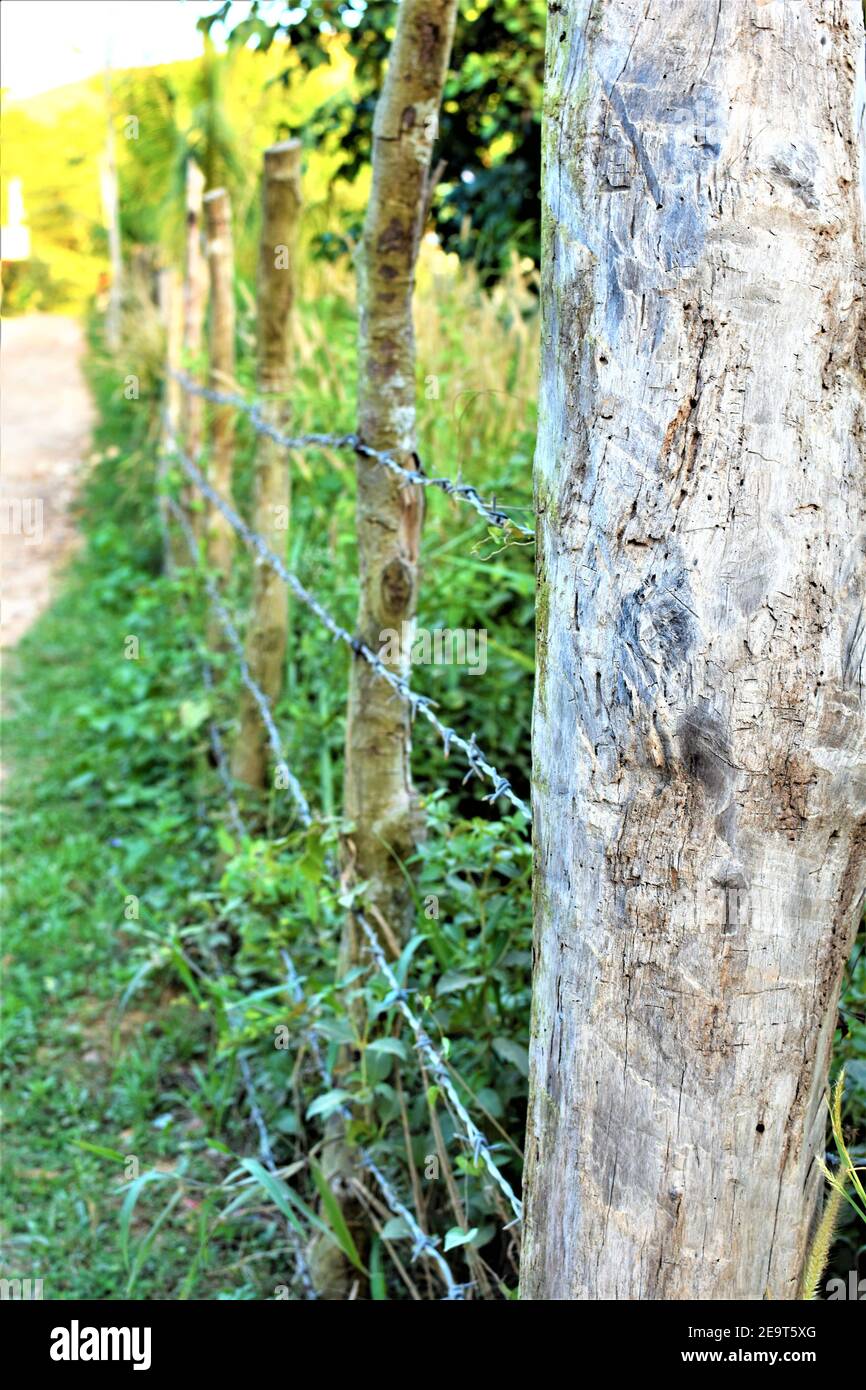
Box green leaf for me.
[306,1088,352,1121]
[444,1226,478,1251]
[215,823,236,857]
[119,1170,173,1271]
[238,1158,351,1256]
[126,1187,183,1295]
[436,970,485,996]
[370,1235,387,1300]
[72,1139,125,1163]
[237,1158,304,1237]
[395,932,427,985]
[380,1215,411,1241]
[178,698,210,732]
[310,1160,365,1274]
[365,1037,409,1060]
[203,1137,233,1156]
[493,1036,529,1076]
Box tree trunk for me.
[182,160,207,468]
[524,0,866,1301]
[204,187,236,578]
[311,0,458,1300]
[232,141,302,789]
[343,0,457,941]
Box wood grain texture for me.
[204,187,236,579]
[181,161,207,470]
[343,0,458,937]
[232,142,301,789]
[523,0,866,1300]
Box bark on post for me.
[231,141,302,789]
[312,0,457,1300]
[158,267,185,573]
[343,0,458,940]
[182,160,207,468]
[523,0,866,1301]
[204,187,236,575]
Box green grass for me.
[4,261,861,1300]
[1,270,537,1299]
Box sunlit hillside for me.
[1,37,357,313]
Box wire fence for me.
[167,517,468,1297]
[280,951,468,1299]
[170,368,535,541]
[164,429,531,821]
[158,356,529,1296]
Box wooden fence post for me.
[311,0,458,1301]
[157,266,185,572]
[203,187,236,576]
[231,141,302,789]
[182,160,207,470]
[343,0,458,942]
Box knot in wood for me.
[380,557,413,618]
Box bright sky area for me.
[1,0,269,99]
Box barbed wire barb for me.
[356,913,523,1224]
[164,492,313,828]
[170,368,534,540]
[164,432,530,820]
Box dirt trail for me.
[1,315,94,650]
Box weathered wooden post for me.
[157,266,185,572]
[311,0,458,1301]
[182,160,207,470]
[203,187,236,576]
[343,0,458,941]
[231,141,302,788]
[523,0,866,1301]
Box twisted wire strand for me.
[170,368,534,541]
[356,913,522,1225]
[281,950,466,1298]
[164,435,530,820]
[165,493,313,827]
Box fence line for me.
[157,133,531,1288]
[165,492,312,826]
[356,913,523,1224]
[281,952,467,1299]
[165,481,485,1296]
[201,768,450,1300]
[164,435,530,820]
[170,368,535,541]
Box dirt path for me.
[1,315,94,650]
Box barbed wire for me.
[170,369,534,540]
[356,913,523,1225]
[281,951,466,1298]
[164,436,530,820]
[164,647,466,1299]
[160,407,525,1288]
[165,494,313,828]
[189,764,460,1298]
